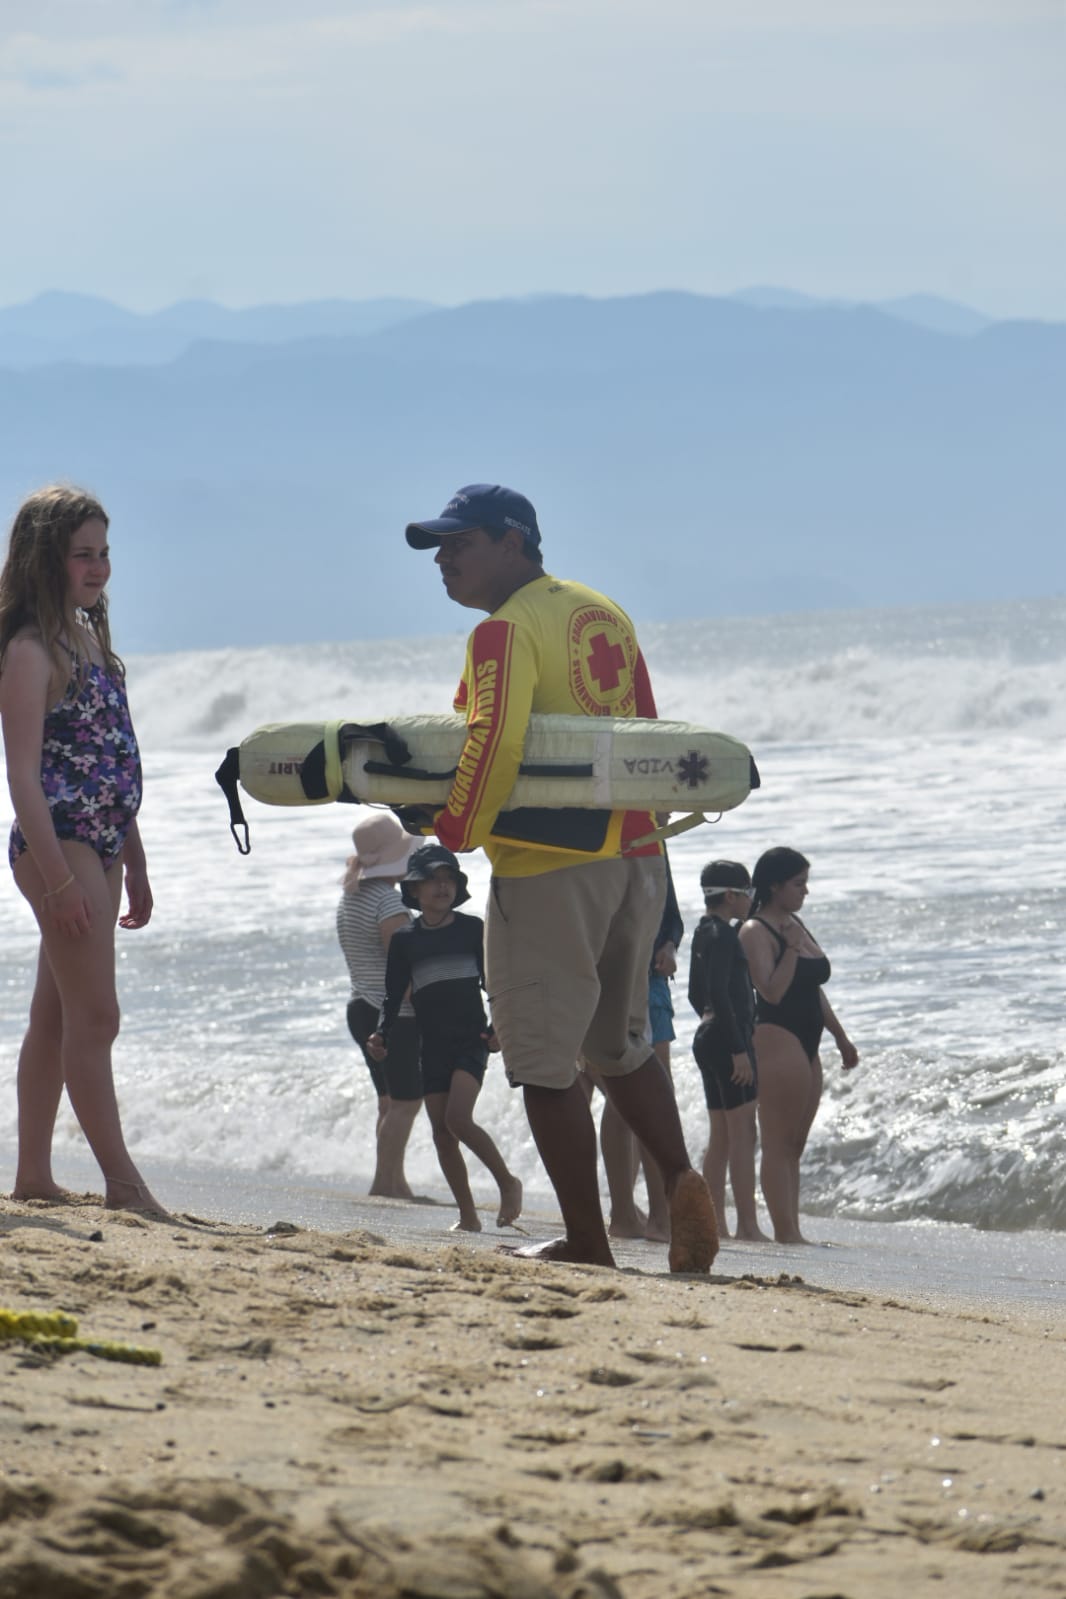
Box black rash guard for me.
[378,913,489,1063]
[687,914,754,1054]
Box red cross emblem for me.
[586,631,626,692]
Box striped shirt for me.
[336,882,414,1014]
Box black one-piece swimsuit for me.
[751,917,831,1063]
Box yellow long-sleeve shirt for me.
[436,573,660,877]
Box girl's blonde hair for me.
[0,485,123,679]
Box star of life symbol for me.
[678,751,708,790]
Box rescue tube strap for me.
[362,758,596,783]
[340,722,413,770]
[299,721,347,802]
[215,748,251,855]
[624,811,715,852]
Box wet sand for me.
[1,1191,1064,1598]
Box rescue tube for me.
[216,714,758,853]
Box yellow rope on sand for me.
[0,1309,78,1339]
[0,1308,162,1365]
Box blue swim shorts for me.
[648,971,675,1045]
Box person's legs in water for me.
[375,1097,422,1198]
[703,1106,731,1238]
[376,1017,425,1199]
[638,1034,674,1242]
[369,1090,392,1195]
[580,1060,645,1238]
[424,1086,481,1231]
[755,1024,820,1244]
[444,1065,523,1226]
[601,1096,645,1236]
[726,1099,768,1241]
[695,1037,765,1242]
[592,864,717,1272]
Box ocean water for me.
[1,597,1065,1236]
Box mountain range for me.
[0,288,1060,651]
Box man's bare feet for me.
[667,1170,719,1273]
[451,1213,483,1233]
[497,1236,615,1267]
[497,1176,523,1228]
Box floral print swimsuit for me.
[8,651,143,872]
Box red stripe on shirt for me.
[438,619,516,853]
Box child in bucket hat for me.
[369,845,522,1232]
[399,842,470,907]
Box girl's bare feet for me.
[496,1176,523,1228]
[451,1212,483,1233]
[104,1178,173,1222]
[10,1185,77,1204]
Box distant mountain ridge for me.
[0,289,1061,650]
[0,285,1033,371]
[0,292,436,368]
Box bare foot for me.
[104,1179,174,1222]
[608,1206,647,1240]
[497,1236,615,1267]
[734,1224,771,1242]
[496,1176,523,1228]
[451,1214,483,1233]
[10,1185,77,1204]
[643,1212,670,1244]
[667,1170,719,1274]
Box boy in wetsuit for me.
[688,860,767,1242]
[368,844,522,1233]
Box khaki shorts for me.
[485,855,666,1091]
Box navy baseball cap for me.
[405,484,541,551]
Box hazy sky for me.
[1,0,1063,317]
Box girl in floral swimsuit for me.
[0,486,166,1216]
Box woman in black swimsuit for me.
[739,847,858,1244]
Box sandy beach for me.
[1,1191,1063,1599]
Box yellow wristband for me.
[43,873,75,900]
